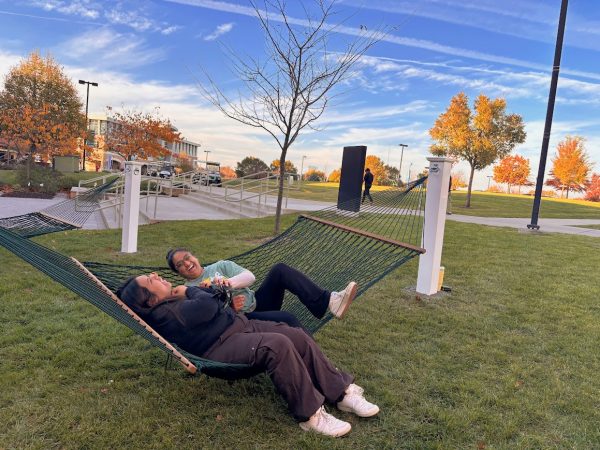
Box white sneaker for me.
[337,384,380,417]
[328,281,357,319]
[299,406,352,437]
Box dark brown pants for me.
[203,316,353,421]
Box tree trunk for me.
[465,164,475,207]
[566,187,570,199]
[273,150,288,235]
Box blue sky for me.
[1,0,599,189]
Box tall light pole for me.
[398,144,408,185]
[487,175,493,190]
[528,0,569,230]
[79,79,98,171]
[203,150,211,169]
[300,155,307,183]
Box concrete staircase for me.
[183,189,280,219]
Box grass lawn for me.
[449,191,600,219]
[282,182,600,219]
[2,216,600,448]
[0,169,115,186]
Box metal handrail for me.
[77,173,122,189]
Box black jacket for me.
[146,286,235,357]
[364,171,374,187]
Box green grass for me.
[0,170,19,185]
[449,191,600,219]
[0,169,115,187]
[2,217,600,448]
[279,182,600,219]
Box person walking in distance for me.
[362,168,374,204]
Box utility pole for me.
[79,79,98,171]
[204,150,211,169]
[300,155,307,184]
[528,0,569,230]
[398,144,407,185]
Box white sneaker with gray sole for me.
[328,281,357,319]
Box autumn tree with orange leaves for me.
[0,52,84,177]
[220,166,236,179]
[365,155,386,186]
[104,108,180,162]
[270,159,297,175]
[545,136,592,198]
[493,154,531,193]
[429,92,526,207]
[585,174,600,202]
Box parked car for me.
[192,171,222,186]
[159,169,172,178]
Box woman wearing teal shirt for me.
[166,248,357,326]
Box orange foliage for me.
[104,108,181,161]
[303,168,326,181]
[546,136,592,198]
[584,174,600,202]
[450,171,467,190]
[220,166,236,179]
[365,155,385,186]
[328,168,341,182]
[0,51,84,162]
[429,92,526,206]
[493,154,530,193]
[270,159,297,174]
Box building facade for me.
[86,113,202,172]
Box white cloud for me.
[23,0,181,34]
[203,22,235,41]
[58,28,167,69]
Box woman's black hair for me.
[166,247,189,273]
[116,276,155,317]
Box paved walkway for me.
[1,194,600,237]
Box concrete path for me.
[446,214,600,238]
[1,194,599,237]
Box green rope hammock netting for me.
[0,177,427,378]
[0,178,118,237]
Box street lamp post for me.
[300,155,307,183]
[528,0,569,230]
[487,175,493,190]
[398,144,407,185]
[203,150,211,169]
[79,79,98,171]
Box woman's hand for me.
[171,285,188,298]
[212,275,232,288]
[231,295,245,312]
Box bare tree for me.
[198,0,380,233]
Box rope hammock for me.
[0,178,118,237]
[0,177,427,378]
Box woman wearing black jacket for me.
[117,273,379,438]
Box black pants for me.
[254,263,330,319]
[362,185,373,203]
[203,316,353,421]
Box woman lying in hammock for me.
[165,248,357,328]
[117,273,379,437]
